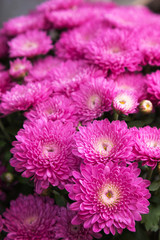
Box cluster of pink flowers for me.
[1,0,160,238]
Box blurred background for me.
[0,0,159,27]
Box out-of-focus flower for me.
[9,58,32,79]
[3,194,58,240]
[8,30,53,58]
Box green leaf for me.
[149,181,160,191]
[142,204,160,232]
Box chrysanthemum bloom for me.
[66,162,150,234]
[71,77,115,123]
[84,28,142,74]
[139,100,153,114]
[9,58,32,79]
[0,71,12,97]
[131,126,160,169]
[146,70,160,105]
[3,194,58,239]
[49,59,105,95]
[25,56,62,82]
[46,5,106,29]
[0,81,53,115]
[8,30,53,58]
[0,34,8,58]
[74,119,134,165]
[10,119,80,193]
[55,20,110,60]
[37,0,83,12]
[102,6,153,30]
[112,72,147,101]
[24,95,77,125]
[137,25,160,66]
[113,91,139,115]
[3,12,49,36]
[55,206,101,240]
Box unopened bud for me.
[4,172,14,183]
[139,100,153,114]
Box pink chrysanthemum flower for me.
[66,162,150,235]
[3,194,58,239]
[137,26,160,66]
[9,58,32,79]
[10,119,80,193]
[0,81,53,115]
[55,206,101,240]
[113,91,139,115]
[84,28,142,74]
[71,77,115,123]
[0,71,12,97]
[24,95,77,125]
[74,119,134,165]
[0,34,8,58]
[49,59,104,95]
[37,0,83,12]
[46,6,99,29]
[131,126,160,169]
[113,72,147,101]
[25,56,62,82]
[3,12,49,36]
[55,20,110,60]
[102,6,153,30]
[146,70,160,105]
[8,30,53,58]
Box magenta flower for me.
[8,30,53,58]
[49,59,104,95]
[146,70,160,105]
[84,28,142,74]
[10,119,80,193]
[55,206,101,240]
[3,12,49,36]
[46,6,96,29]
[113,72,147,101]
[9,58,32,79]
[0,81,53,115]
[3,194,58,239]
[103,6,153,30]
[37,0,83,12]
[66,162,150,234]
[74,119,134,165]
[131,126,160,169]
[24,95,77,125]
[71,77,115,123]
[25,56,62,82]
[113,91,139,115]
[55,20,109,60]
[137,25,160,66]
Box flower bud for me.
[139,100,153,114]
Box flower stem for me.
[0,119,11,143]
[113,112,119,121]
[147,167,153,180]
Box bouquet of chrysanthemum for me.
[0,0,160,239]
